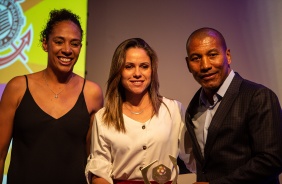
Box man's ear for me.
[185,57,191,73]
[226,49,232,65]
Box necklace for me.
[124,102,150,115]
[43,71,73,98]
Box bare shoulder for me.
[3,75,26,97]
[5,75,26,88]
[84,80,103,95]
[83,79,104,113]
[1,75,27,108]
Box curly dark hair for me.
[40,9,83,43]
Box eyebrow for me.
[53,36,81,41]
[207,48,219,53]
[125,61,150,63]
[189,48,219,56]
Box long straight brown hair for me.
[103,38,163,133]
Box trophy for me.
[141,155,178,184]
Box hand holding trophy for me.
[141,155,178,184]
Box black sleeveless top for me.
[7,76,89,184]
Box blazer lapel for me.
[204,73,243,158]
[186,89,205,165]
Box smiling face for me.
[42,20,82,73]
[186,32,231,96]
[121,47,152,97]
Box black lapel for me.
[185,89,205,164]
[204,73,243,158]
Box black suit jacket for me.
[185,72,282,184]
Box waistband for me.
[113,180,172,184]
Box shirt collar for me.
[200,70,235,108]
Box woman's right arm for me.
[85,113,113,184]
[91,174,110,184]
[0,76,25,182]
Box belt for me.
[113,180,172,184]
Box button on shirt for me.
[85,97,194,184]
[192,70,235,156]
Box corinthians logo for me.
[0,0,33,71]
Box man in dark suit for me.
[184,27,282,183]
